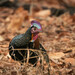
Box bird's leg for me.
[38,51,44,70]
[39,44,50,75]
[42,52,50,75]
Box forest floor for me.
[0,0,75,75]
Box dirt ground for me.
[0,0,75,75]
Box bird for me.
[9,20,50,75]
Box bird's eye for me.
[34,27,36,30]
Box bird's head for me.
[30,20,42,42]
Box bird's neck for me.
[31,33,40,49]
[25,27,32,35]
[34,38,39,49]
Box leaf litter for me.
[0,0,75,75]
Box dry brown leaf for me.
[0,44,8,48]
[50,62,56,66]
[7,7,28,32]
[70,15,75,22]
[61,38,70,42]
[58,32,70,38]
[35,10,51,17]
[48,17,55,24]
[59,0,75,7]
[0,36,4,41]
[64,58,75,66]
[48,52,65,59]
[11,71,17,75]
[0,50,2,54]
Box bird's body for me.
[9,21,50,75]
[9,27,32,49]
[9,27,38,64]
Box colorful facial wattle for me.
[30,20,42,42]
[31,33,38,42]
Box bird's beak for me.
[30,40,35,42]
[30,34,34,42]
[30,33,38,42]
